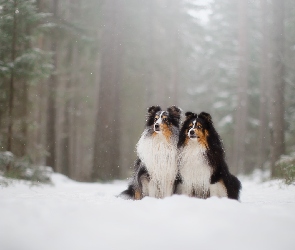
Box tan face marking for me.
[196,129,209,149]
[162,115,168,122]
[160,123,172,143]
[196,122,202,129]
[154,113,168,123]
[187,120,209,149]
[153,112,171,140]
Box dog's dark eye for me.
[163,118,167,122]
[197,125,202,129]
[154,118,157,122]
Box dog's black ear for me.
[199,112,212,123]
[146,106,161,126]
[147,105,161,115]
[167,106,182,120]
[185,111,196,120]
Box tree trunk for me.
[258,0,271,168]
[45,0,58,171]
[7,0,17,158]
[19,20,32,157]
[20,80,28,156]
[145,0,155,107]
[147,1,169,108]
[232,0,249,174]
[59,40,72,177]
[170,0,180,106]
[92,0,124,181]
[270,0,285,176]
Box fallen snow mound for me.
[0,173,295,250]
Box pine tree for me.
[0,0,52,162]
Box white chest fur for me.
[177,140,212,198]
[136,132,178,198]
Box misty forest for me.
[0,0,295,183]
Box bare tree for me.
[169,0,180,106]
[270,0,285,176]
[45,0,59,171]
[92,0,124,181]
[232,0,249,174]
[7,0,17,158]
[59,41,72,177]
[258,0,271,168]
[145,0,156,107]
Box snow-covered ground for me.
[1,173,295,250]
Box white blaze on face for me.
[188,119,196,137]
[154,111,165,133]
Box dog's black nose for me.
[155,123,160,129]
[189,130,195,135]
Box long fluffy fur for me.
[176,111,241,200]
[177,140,212,198]
[119,105,181,200]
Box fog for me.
[0,0,294,181]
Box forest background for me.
[0,0,294,182]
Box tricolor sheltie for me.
[119,105,182,200]
[176,111,241,200]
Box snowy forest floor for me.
[1,172,295,250]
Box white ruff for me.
[177,140,212,198]
[136,131,178,198]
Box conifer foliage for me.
[0,0,51,177]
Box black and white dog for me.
[176,111,241,200]
[119,105,182,199]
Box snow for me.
[1,173,295,250]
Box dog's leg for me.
[141,177,149,198]
[135,172,150,199]
[210,180,227,198]
[175,183,182,195]
[134,190,142,200]
[148,179,160,198]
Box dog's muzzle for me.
[188,129,197,139]
[154,123,160,132]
